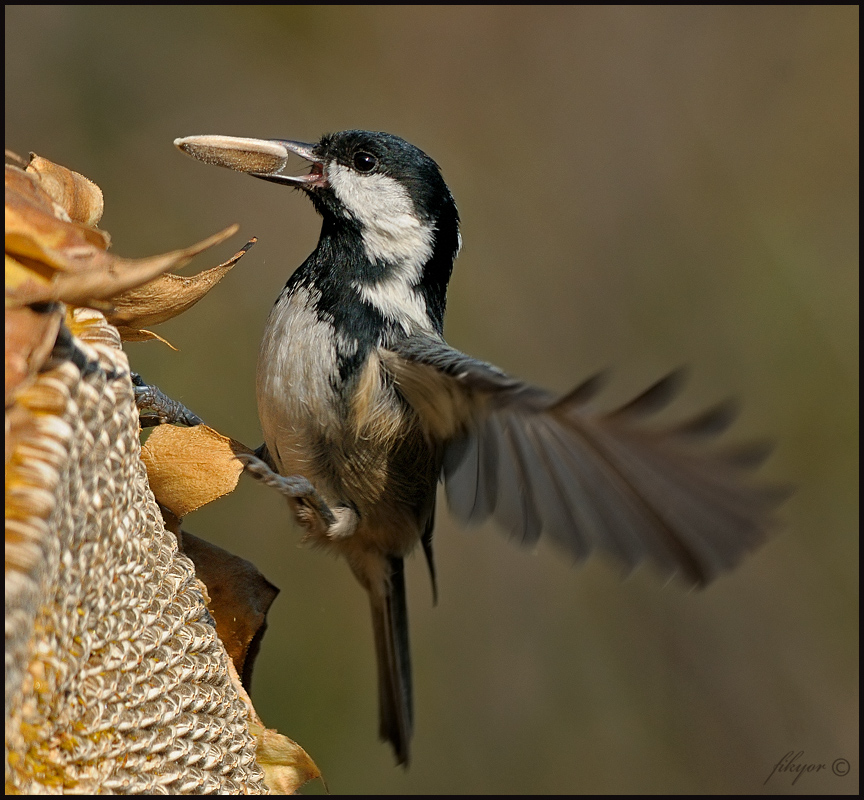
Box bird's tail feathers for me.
[370,555,413,766]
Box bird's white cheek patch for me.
[357,274,432,336]
[328,162,435,334]
[327,163,434,269]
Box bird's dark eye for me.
[353,152,377,172]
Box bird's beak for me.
[174,135,328,188]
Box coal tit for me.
[175,130,782,765]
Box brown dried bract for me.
[141,424,255,518]
[179,531,279,691]
[252,724,324,795]
[25,154,104,226]
[6,154,245,314]
[6,163,110,261]
[106,238,256,331]
[5,305,62,407]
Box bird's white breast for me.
[256,284,340,476]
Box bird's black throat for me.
[284,203,459,386]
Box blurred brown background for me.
[6,6,857,794]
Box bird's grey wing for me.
[383,334,786,586]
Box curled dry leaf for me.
[26,154,104,227]
[105,238,256,330]
[6,164,111,258]
[179,531,279,691]
[140,423,255,518]
[6,155,242,315]
[23,244,239,312]
[6,161,62,217]
[8,216,239,310]
[224,658,323,794]
[253,725,323,795]
[5,304,63,406]
[113,326,178,349]
[6,252,52,304]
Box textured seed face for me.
[174,135,289,174]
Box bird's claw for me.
[237,452,337,529]
[132,372,204,427]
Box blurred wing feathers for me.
[386,334,781,586]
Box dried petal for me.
[7,225,239,308]
[7,157,241,312]
[6,174,111,258]
[140,424,254,518]
[6,254,53,303]
[253,727,323,794]
[223,658,324,793]
[5,164,57,215]
[105,238,255,329]
[179,531,279,689]
[114,326,178,349]
[26,154,104,226]
[5,304,63,405]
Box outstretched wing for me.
[383,334,786,586]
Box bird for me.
[175,130,783,766]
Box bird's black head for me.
[257,130,461,335]
[303,131,457,233]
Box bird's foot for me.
[296,503,358,540]
[132,372,204,427]
[237,453,338,530]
